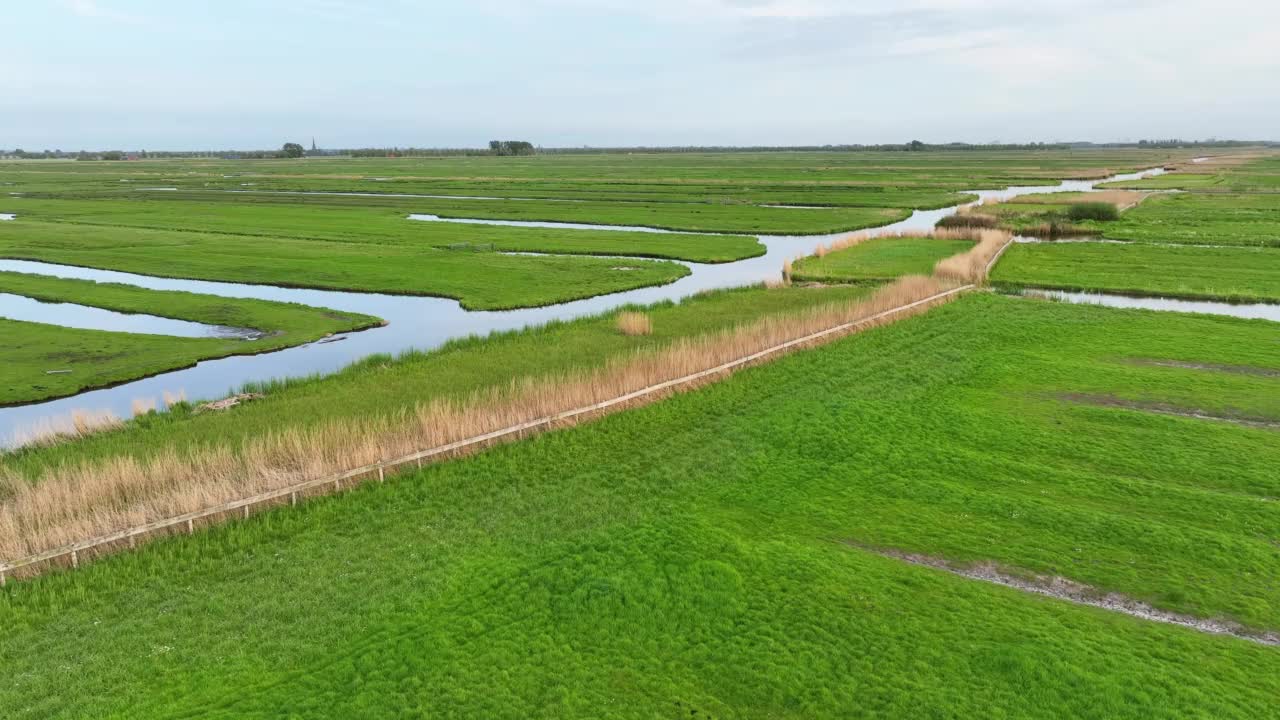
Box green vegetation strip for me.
[4,284,876,473]
[1102,192,1280,247]
[3,195,765,263]
[14,190,910,237]
[0,220,692,310]
[992,243,1280,303]
[0,271,379,404]
[1,295,1277,718]
[791,236,974,283]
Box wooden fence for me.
[0,277,993,585]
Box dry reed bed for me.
[15,391,188,449]
[1002,189,1147,209]
[615,311,652,336]
[932,229,1011,284]
[810,227,1000,260]
[0,275,969,566]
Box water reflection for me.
[1018,288,1280,321]
[0,292,253,338]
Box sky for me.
[3,0,1278,150]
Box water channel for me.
[10,165,1257,446]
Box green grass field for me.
[1,149,1276,718]
[992,243,1280,302]
[0,271,379,404]
[1101,192,1280,248]
[2,283,876,474]
[0,147,1191,190]
[2,295,1277,718]
[1,195,770,263]
[790,236,973,282]
[0,219,694,310]
[6,190,909,238]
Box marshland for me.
[2,141,1279,717]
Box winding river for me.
[0,167,1188,445]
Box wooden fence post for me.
[378,465,385,483]
[186,519,194,535]
[70,550,79,569]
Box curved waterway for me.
[0,293,255,338]
[0,167,1167,446]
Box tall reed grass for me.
[616,312,652,336]
[0,275,965,562]
[936,212,999,229]
[932,229,1012,284]
[11,410,123,450]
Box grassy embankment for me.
[0,219,695,310]
[136,178,981,209]
[1100,192,1280,248]
[8,190,912,237]
[942,190,1139,236]
[0,147,1197,191]
[0,230,1003,555]
[0,271,380,405]
[1,295,1277,718]
[1094,154,1280,247]
[1,284,876,473]
[992,243,1280,303]
[990,156,1280,300]
[790,235,975,283]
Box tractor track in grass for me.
[850,544,1280,646]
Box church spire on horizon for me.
[311,137,317,152]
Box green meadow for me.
[0,219,694,310]
[2,284,875,474]
[3,193,769,261]
[1,149,1277,718]
[0,271,379,404]
[1102,192,1280,248]
[6,190,907,237]
[790,236,974,283]
[2,295,1277,718]
[991,242,1280,302]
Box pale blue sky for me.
[4,0,1277,150]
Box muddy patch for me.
[1061,393,1280,430]
[194,392,263,414]
[1127,358,1280,378]
[849,543,1280,646]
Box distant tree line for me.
[348,147,497,158]
[1135,139,1259,149]
[488,140,536,156]
[4,138,1274,162]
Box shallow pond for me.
[1017,288,1280,321]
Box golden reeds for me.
[11,410,123,450]
[616,312,652,336]
[1005,189,1146,210]
[0,275,965,562]
[131,398,157,417]
[936,212,1000,229]
[931,229,1013,284]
